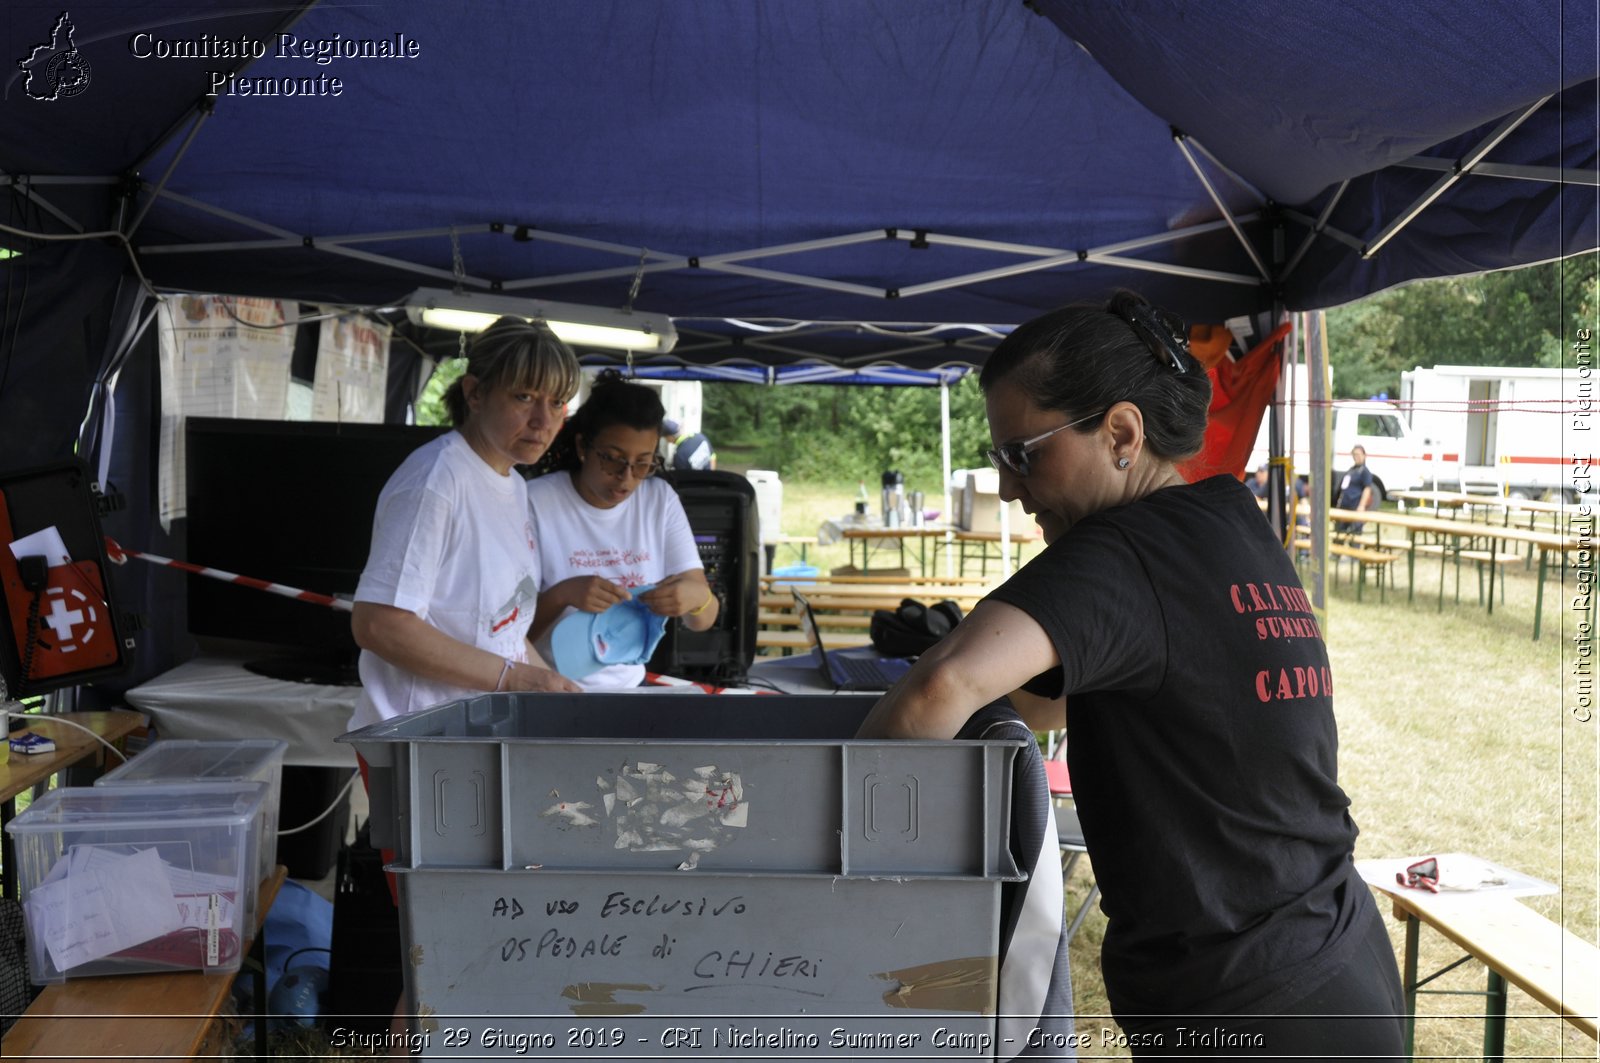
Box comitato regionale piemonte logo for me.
[17,11,92,101]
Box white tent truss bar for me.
[0,175,121,187]
[1280,180,1351,281]
[1361,94,1552,259]
[124,167,1275,304]
[1088,253,1260,285]
[125,107,212,238]
[1173,131,1272,281]
[1087,215,1260,257]
[1279,208,1366,254]
[668,322,1000,371]
[1392,156,1600,187]
[144,188,300,240]
[0,177,85,235]
[1185,136,1270,207]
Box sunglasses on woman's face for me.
[985,410,1105,478]
[592,448,664,480]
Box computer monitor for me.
[184,417,447,682]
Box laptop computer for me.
[791,587,915,691]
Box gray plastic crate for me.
[340,693,1027,1058]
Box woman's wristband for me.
[494,657,515,691]
[688,590,716,617]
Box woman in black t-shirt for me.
[858,292,1404,1060]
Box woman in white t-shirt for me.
[349,317,584,732]
[526,371,720,688]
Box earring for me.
[1117,457,1131,469]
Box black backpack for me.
[869,598,965,659]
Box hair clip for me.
[1124,302,1191,373]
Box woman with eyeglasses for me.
[526,370,719,688]
[858,292,1404,1059]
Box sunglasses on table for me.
[984,302,1194,479]
[591,448,664,479]
[1396,856,1440,893]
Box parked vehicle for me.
[1247,364,1429,503]
[1399,365,1579,501]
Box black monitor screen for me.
[184,418,448,661]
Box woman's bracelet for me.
[494,657,516,691]
[688,590,716,617]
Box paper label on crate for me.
[596,763,747,854]
[26,846,182,971]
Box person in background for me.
[528,372,719,688]
[664,418,716,471]
[349,317,583,736]
[1334,444,1376,535]
[857,292,1404,1059]
[1247,463,1272,499]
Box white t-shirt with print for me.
[349,431,542,730]
[525,472,702,689]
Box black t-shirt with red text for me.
[990,474,1371,1029]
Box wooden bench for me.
[758,609,872,629]
[3,866,288,1062]
[755,628,873,654]
[760,591,987,614]
[1457,548,1523,606]
[1297,539,1401,601]
[1372,883,1599,1057]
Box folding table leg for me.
[1483,968,1507,1062]
[1402,914,1419,1058]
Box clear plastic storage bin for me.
[4,783,266,984]
[95,737,286,895]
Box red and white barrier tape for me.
[100,539,772,689]
[645,671,774,695]
[103,536,353,612]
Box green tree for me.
[1326,256,1597,397]
[701,375,992,491]
[416,357,466,426]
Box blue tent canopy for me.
[4,0,1593,321]
[1,0,1595,458]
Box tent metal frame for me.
[14,86,1573,331]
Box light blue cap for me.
[549,585,670,679]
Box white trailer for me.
[1399,365,1580,500]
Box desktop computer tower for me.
[647,471,759,684]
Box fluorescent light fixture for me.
[405,288,676,353]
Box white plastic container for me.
[4,784,266,983]
[744,469,783,546]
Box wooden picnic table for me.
[1390,489,1579,528]
[821,517,1040,577]
[1330,507,1588,638]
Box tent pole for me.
[941,379,954,578]
[1307,311,1332,619]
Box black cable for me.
[736,674,797,695]
[0,190,29,403]
[280,945,332,973]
